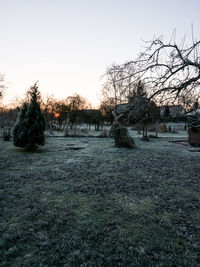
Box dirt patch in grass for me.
[0,138,200,266]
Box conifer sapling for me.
[13,83,46,150]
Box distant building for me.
[160,105,185,119]
[115,103,185,123]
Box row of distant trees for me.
[0,83,113,150]
[1,84,106,150]
[41,94,111,130]
[0,74,4,106]
[0,82,114,136]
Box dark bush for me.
[13,83,46,151]
[109,123,135,148]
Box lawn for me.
[0,137,200,266]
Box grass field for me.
[0,137,200,266]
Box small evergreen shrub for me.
[109,123,135,148]
[13,83,46,151]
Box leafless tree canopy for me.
[102,65,126,106]
[105,37,200,103]
[102,67,149,106]
[0,74,5,102]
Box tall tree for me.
[13,83,46,151]
[102,65,124,106]
[66,94,90,129]
[106,36,200,103]
[41,94,57,129]
[99,99,115,125]
[0,74,5,107]
[54,100,70,129]
[127,80,148,101]
[177,91,200,112]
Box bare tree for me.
[0,74,5,134]
[102,66,149,113]
[177,90,200,112]
[102,64,128,106]
[127,80,147,101]
[0,74,5,105]
[66,94,90,129]
[41,94,60,129]
[99,99,115,125]
[107,36,200,102]
[54,100,70,129]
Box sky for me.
[1,0,200,107]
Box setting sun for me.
[54,112,60,118]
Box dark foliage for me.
[13,83,46,151]
[163,106,170,118]
[109,123,135,148]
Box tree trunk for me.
[145,123,148,137]
[155,122,158,138]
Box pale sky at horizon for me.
[1,0,200,107]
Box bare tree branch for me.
[104,37,200,103]
[0,74,5,106]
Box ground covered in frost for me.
[0,136,200,266]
